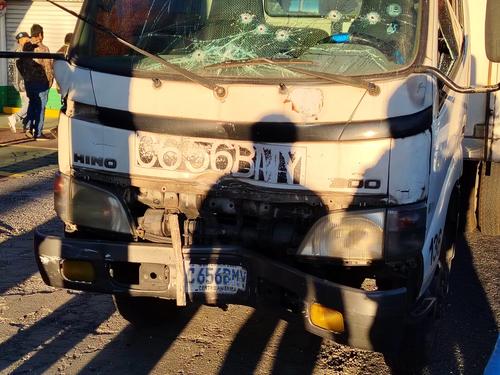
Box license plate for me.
[186,264,247,295]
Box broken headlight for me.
[298,203,427,265]
[54,173,134,235]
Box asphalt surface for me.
[0,114,58,180]
[0,115,498,374]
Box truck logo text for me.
[74,153,118,169]
[136,133,306,186]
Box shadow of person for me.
[0,214,117,374]
[425,233,498,375]
[185,116,348,374]
[365,66,499,374]
[76,304,200,374]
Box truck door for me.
[424,0,467,289]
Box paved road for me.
[0,116,58,179]
[0,168,498,374]
[0,114,498,374]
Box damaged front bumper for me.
[34,231,407,353]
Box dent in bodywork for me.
[388,131,431,204]
[53,62,97,106]
[406,76,429,106]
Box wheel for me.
[384,298,436,373]
[386,191,458,373]
[386,261,450,373]
[385,259,449,373]
[478,162,500,235]
[113,295,179,326]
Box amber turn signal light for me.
[309,303,344,333]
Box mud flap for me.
[169,214,186,306]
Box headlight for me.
[298,210,385,265]
[54,173,134,235]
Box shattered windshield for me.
[74,0,422,79]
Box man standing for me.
[57,33,73,55]
[29,24,53,140]
[8,31,31,133]
[17,39,46,140]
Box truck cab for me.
[21,0,497,369]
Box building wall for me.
[1,0,83,112]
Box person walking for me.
[28,24,53,141]
[17,40,47,140]
[8,31,31,133]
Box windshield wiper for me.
[205,58,314,69]
[46,0,227,98]
[205,57,380,96]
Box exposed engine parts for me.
[137,193,320,250]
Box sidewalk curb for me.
[2,106,60,119]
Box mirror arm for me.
[0,51,66,60]
[413,65,500,93]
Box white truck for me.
[2,0,499,370]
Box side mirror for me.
[485,0,500,62]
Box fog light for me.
[309,303,344,333]
[61,260,95,283]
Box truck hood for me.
[55,61,433,124]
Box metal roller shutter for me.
[3,0,83,107]
[6,1,83,53]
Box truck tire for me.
[386,260,449,373]
[113,295,179,326]
[386,189,458,373]
[478,162,500,236]
[385,305,436,373]
[386,255,451,373]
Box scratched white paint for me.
[90,71,433,124]
[388,132,431,204]
[286,88,324,120]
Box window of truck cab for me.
[436,0,464,106]
[72,0,424,80]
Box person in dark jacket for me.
[16,40,49,140]
[8,31,31,133]
[19,24,54,141]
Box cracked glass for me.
[73,0,422,79]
